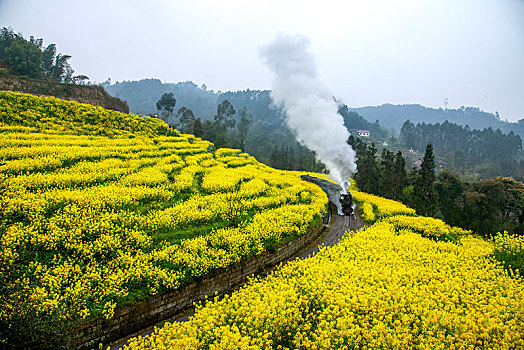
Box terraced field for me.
[0,92,327,347]
[124,190,524,350]
[1,91,523,350]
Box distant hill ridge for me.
[106,79,524,140]
[351,103,524,138]
[104,78,386,163]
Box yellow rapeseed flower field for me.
[125,220,524,350]
[0,92,327,325]
[2,91,523,350]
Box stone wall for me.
[70,219,327,349]
[0,74,129,113]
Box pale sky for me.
[1,0,523,121]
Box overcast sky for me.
[1,0,523,121]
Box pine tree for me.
[355,143,381,195]
[379,149,396,199]
[414,144,436,216]
[394,151,408,200]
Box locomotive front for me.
[339,193,354,216]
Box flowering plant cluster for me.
[124,184,524,350]
[0,90,173,137]
[0,94,327,326]
[125,218,523,350]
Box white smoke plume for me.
[259,33,357,192]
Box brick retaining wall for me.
[70,217,327,349]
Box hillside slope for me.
[0,91,327,348]
[0,73,129,113]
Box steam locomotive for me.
[300,175,355,216]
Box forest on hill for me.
[0,27,128,113]
[106,79,524,182]
[399,119,523,180]
[105,79,386,170]
[0,27,87,84]
[352,103,524,139]
[351,136,524,237]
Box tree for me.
[0,27,85,84]
[379,149,396,199]
[237,106,252,151]
[41,43,56,75]
[413,144,436,216]
[191,117,204,138]
[156,92,176,122]
[434,170,464,227]
[393,151,408,200]
[50,53,73,82]
[214,99,236,131]
[175,106,195,132]
[202,119,217,143]
[400,120,416,149]
[347,134,366,154]
[354,143,381,195]
[72,74,89,84]
[3,37,42,78]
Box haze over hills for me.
[104,78,386,164]
[105,78,524,181]
[351,104,524,138]
[106,79,524,141]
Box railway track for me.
[294,202,363,260]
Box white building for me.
[356,130,370,138]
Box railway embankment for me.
[108,204,364,350]
[73,210,338,349]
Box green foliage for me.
[355,103,524,141]
[338,104,388,139]
[268,145,325,173]
[214,99,236,131]
[462,177,524,236]
[354,142,381,195]
[413,144,436,216]
[394,151,408,197]
[434,170,464,227]
[49,53,73,83]
[156,92,177,121]
[379,148,396,199]
[3,36,42,78]
[352,139,408,202]
[175,106,195,132]
[41,43,56,75]
[237,106,252,151]
[0,27,84,83]
[192,117,204,138]
[400,119,523,180]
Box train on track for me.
[300,175,355,216]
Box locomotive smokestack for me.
[259,33,356,192]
